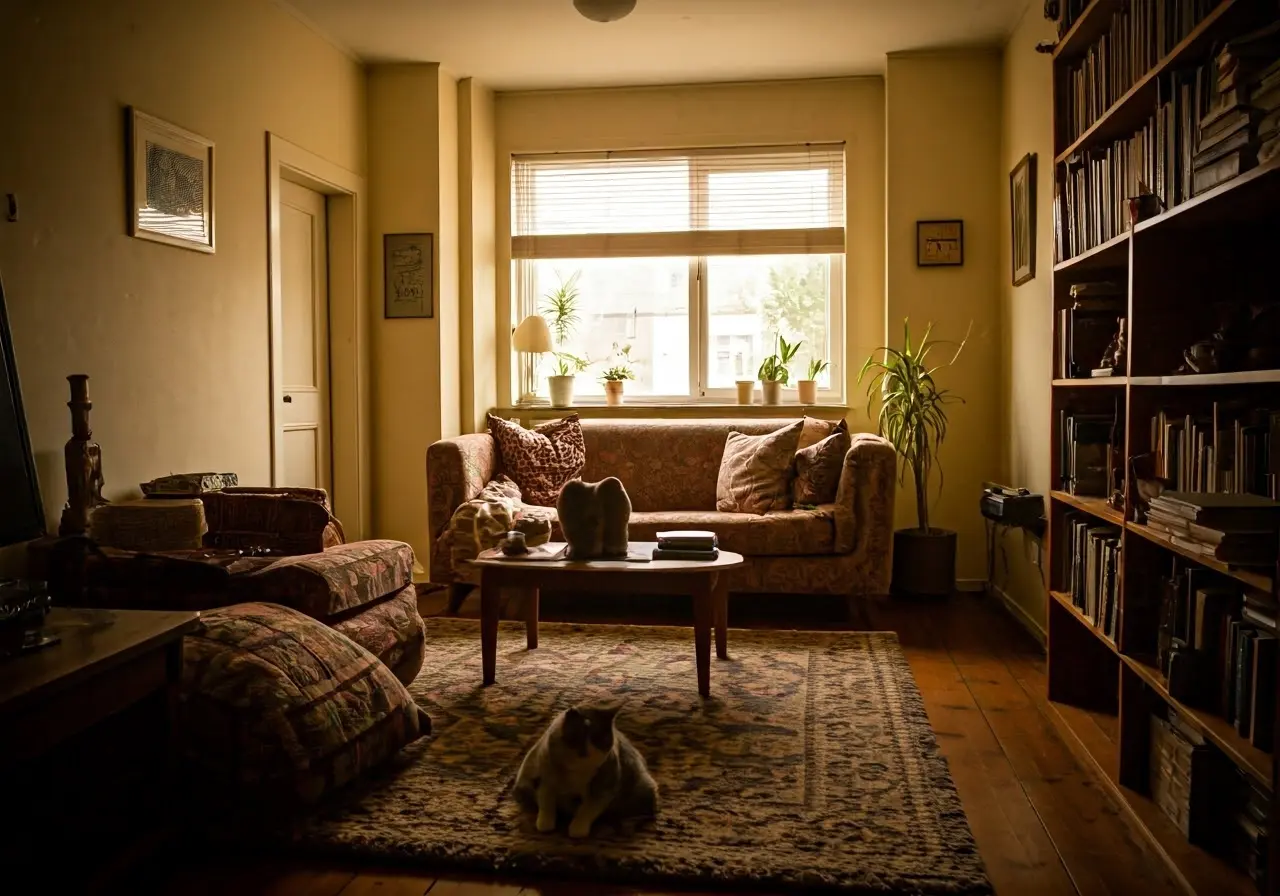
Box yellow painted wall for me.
[885,51,1003,583]
[997,7,1057,634]
[0,0,364,537]
[459,79,498,434]
[493,78,886,413]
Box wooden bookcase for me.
[1046,1,1280,893]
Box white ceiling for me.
[284,0,1030,90]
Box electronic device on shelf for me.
[980,482,1046,532]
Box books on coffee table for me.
[652,546,720,561]
[654,530,719,561]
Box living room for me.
[2,0,1279,893]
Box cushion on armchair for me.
[331,584,426,685]
[179,602,429,805]
[201,487,345,555]
[232,539,414,619]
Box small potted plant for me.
[734,380,756,405]
[797,358,828,404]
[600,343,636,407]
[548,352,588,408]
[757,335,801,406]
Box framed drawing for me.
[383,233,434,319]
[128,108,215,253]
[917,220,964,267]
[1010,153,1037,286]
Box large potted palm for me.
[859,319,969,596]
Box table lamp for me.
[512,314,553,406]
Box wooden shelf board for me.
[1054,0,1247,164]
[1134,156,1280,234]
[1125,522,1275,592]
[1053,0,1127,62]
[1129,369,1280,387]
[1052,490,1126,526]
[1044,697,1258,896]
[1122,655,1272,789]
[1052,230,1129,274]
[1050,589,1119,652]
[1052,375,1129,387]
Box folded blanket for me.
[443,476,553,567]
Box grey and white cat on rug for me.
[284,619,992,895]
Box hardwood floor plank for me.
[427,879,524,895]
[338,870,436,896]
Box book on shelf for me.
[1148,406,1278,500]
[1064,513,1121,640]
[1060,411,1119,496]
[1151,491,1280,529]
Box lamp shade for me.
[512,314,553,353]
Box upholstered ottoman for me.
[180,602,430,804]
[331,584,424,685]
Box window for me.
[512,145,845,401]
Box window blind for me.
[511,144,845,259]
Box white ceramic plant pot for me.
[761,380,782,406]
[796,380,818,404]
[604,380,624,407]
[548,375,576,408]
[735,380,755,405]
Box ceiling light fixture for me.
[573,0,637,23]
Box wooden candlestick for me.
[58,374,106,537]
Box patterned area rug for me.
[288,619,991,894]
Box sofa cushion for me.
[179,602,429,805]
[628,508,836,556]
[331,585,427,686]
[796,415,844,451]
[716,421,804,514]
[793,420,850,505]
[488,413,586,507]
[233,539,414,619]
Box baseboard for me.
[955,578,986,593]
[986,582,1047,648]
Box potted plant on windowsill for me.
[542,271,582,405]
[757,335,801,406]
[548,352,588,408]
[600,343,636,407]
[858,319,970,597]
[797,358,828,405]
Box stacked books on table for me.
[653,530,719,561]
[1146,492,1280,567]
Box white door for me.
[278,179,331,491]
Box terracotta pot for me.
[796,379,817,404]
[548,375,575,408]
[891,528,957,596]
[604,380,625,406]
[735,380,755,405]
[761,380,782,405]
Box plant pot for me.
[735,380,756,405]
[796,379,817,404]
[603,380,625,406]
[761,380,782,406]
[548,375,576,408]
[891,528,957,596]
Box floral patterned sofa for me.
[427,418,896,602]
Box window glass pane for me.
[532,258,690,398]
[706,255,832,389]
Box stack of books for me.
[1194,24,1280,194]
[1058,410,1119,497]
[1064,514,1121,641]
[1147,492,1280,567]
[1149,709,1214,845]
[652,530,719,561]
[1148,406,1279,499]
[1225,766,1272,890]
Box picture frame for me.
[127,108,215,253]
[916,220,964,267]
[383,232,434,319]
[1010,153,1037,286]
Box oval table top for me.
[468,541,744,574]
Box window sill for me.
[493,403,850,424]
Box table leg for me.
[526,586,540,650]
[714,572,729,660]
[481,574,500,686]
[693,578,713,698]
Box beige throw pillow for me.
[796,415,840,451]
[715,421,804,514]
[793,420,851,505]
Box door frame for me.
[266,133,369,540]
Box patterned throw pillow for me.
[796,415,841,451]
[793,419,851,505]
[716,420,804,514]
[487,413,586,507]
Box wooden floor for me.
[141,590,1187,896]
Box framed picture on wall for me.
[383,233,434,319]
[916,220,964,266]
[1010,153,1037,286]
[127,108,215,253]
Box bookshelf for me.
[1047,2,1280,893]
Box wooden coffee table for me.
[468,542,744,697]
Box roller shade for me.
[511,144,845,259]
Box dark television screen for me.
[0,272,45,547]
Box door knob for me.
[283,394,293,403]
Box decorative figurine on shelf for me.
[1097,317,1127,374]
[1172,303,1249,375]
[58,374,107,537]
[556,477,631,560]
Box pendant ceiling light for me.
[573,0,637,23]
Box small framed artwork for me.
[1010,153,1037,286]
[917,220,964,267]
[128,108,215,253]
[383,232,434,319]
